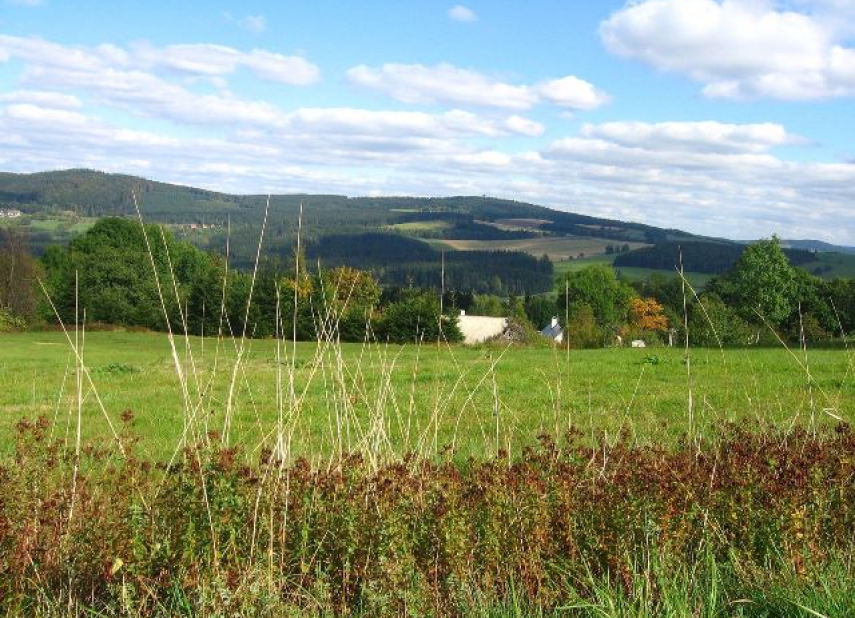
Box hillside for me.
[2,169,852,289]
[0,168,696,241]
[739,238,855,255]
[0,169,700,292]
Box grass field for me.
[1,331,851,462]
[439,237,648,261]
[0,213,98,235]
[3,330,855,615]
[554,255,715,288]
[386,220,454,233]
[801,251,855,278]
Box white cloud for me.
[278,107,514,140]
[347,62,537,109]
[448,5,477,22]
[3,94,853,243]
[0,34,853,243]
[0,89,81,108]
[600,0,855,100]
[241,14,267,33]
[537,75,611,110]
[0,35,320,87]
[133,42,319,85]
[241,49,319,85]
[347,62,610,111]
[4,103,89,127]
[504,115,544,136]
[452,151,512,167]
[579,120,798,154]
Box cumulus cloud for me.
[347,62,610,111]
[504,115,545,137]
[448,5,477,22]
[537,76,612,110]
[600,0,855,100]
[0,34,853,243]
[2,90,853,243]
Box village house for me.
[457,310,508,345]
[540,317,563,344]
[0,208,22,218]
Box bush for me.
[379,291,462,344]
[0,308,26,332]
[3,419,855,615]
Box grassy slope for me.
[554,254,714,287]
[439,237,648,261]
[800,251,855,278]
[1,331,850,461]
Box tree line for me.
[3,221,853,348]
[561,237,854,347]
[613,240,816,274]
[2,219,464,343]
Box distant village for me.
[0,208,22,218]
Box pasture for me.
[3,331,855,615]
[553,255,714,287]
[437,236,648,261]
[1,330,851,462]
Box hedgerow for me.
[2,417,854,616]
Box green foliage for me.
[379,291,462,344]
[720,237,798,326]
[564,303,602,348]
[470,294,506,317]
[828,277,855,334]
[39,218,206,330]
[523,294,555,331]
[0,307,26,332]
[687,292,753,347]
[311,233,553,295]
[92,363,140,376]
[615,240,815,274]
[557,264,636,334]
[0,228,41,323]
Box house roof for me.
[540,324,563,338]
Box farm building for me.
[0,209,22,218]
[457,310,508,345]
[540,317,563,344]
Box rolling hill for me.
[1,169,852,290]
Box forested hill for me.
[0,169,696,243]
[3,169,850,290]
[613,241,817,274]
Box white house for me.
[457,310,509,345]
[0,209,22,218]
[540,317,563,344]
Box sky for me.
[0,0,854,244]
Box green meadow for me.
[2,330,851,462]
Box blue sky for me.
[1,0,854,243]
